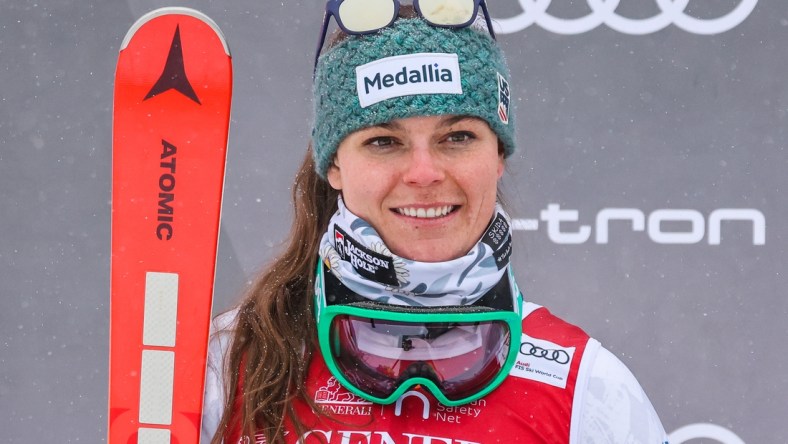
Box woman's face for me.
[327,115,504,262]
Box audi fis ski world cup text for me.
[511,334,574,388]
[493,0,758,35]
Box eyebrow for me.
[368,115,481,131]
[373,121,402,131]
[438,115,480,128]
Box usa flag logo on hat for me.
[497,72,510,125]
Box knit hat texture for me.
[311,17,516,178]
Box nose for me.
[401,145,445,186]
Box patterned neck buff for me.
[318,197,514,307]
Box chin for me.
[395,243,466,263]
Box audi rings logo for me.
[493,0,759,35]
[669,423,745,444]
[519,342,571,364]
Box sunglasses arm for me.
[480,0,496,40]
[313,11,331,75]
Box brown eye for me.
[446,131,474,143]
[365,136,398,147]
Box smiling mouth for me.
[395,205,456,219]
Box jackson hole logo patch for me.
[333,226,399,286]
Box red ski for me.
[109,7,232,444]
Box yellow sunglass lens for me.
[339,0,397,32]
[419,0,476,26]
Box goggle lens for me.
[330,315,511,401]
[417,0,477,26]
[338,0,397,33]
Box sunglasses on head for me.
[314,0,497,70]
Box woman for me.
[203,2,668,443]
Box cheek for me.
[337,169,388,215]
[468,158,502,188]
[465,160,503,208]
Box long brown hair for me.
[210,148,339,444]
[211,5,511,442]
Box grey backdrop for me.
[1,0,785,442]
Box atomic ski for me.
[109,7,232,444]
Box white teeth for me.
[397,205,454,218]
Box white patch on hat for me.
[355,53,463,108]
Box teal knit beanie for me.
[311,17,516,178]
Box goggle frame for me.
[314,261,523,406]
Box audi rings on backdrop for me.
[668,423,746,444]
[519,342,571,364]
[493,0,758,35]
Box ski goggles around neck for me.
[314,261,522,406]
[314,0,497,69]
